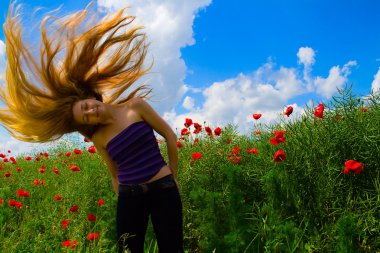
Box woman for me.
[0,3,183,253]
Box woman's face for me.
[72,98,104,125]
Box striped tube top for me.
[106,121,167,184]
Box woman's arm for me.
[129,97,179,179]
[92,136,120,195]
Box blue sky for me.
[0,0,380,155]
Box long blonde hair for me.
[0,3,151,142]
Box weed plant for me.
[0,86,379,252]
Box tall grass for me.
[0,86,379,252]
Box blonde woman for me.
[0,3,183,253]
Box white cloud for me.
[182,96,195,110]
[1,138,43,156]
[0,132,88,156]
[297,47,315,67]
[371,68,380,92]
[314,60,357,98]
[162,48,357,136]
[297,47,315,92]
[96,0,212,113]
[164,70,306,136]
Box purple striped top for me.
[106,121,167,184]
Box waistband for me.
[118,174,176,195]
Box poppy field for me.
[1,87,380,252]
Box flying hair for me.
[0,2,152,142]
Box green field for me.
[1,87,380,252]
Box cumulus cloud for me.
[163,48,357,136]
[164,69,307,135]
[371,68,380,92]
[0,132,88,156]
[297,47,315,91]
[297,47,315,67]
[0,138,44,156]
[96,0,212,113]
[182,96,195,110]
[314,60,357,98]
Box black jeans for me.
[117,175,183,253]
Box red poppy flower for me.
[233,156,242,164]
[176,141,183,148]
[0,153,5,158]
[17,189,30,198]
[69,205,78,212]
[10,157,16,162]
[70,165,81,172]
[205,126,212,136]
[270,130,286,145]
[0,199,3,205]
[39,168,45,173]
[57,152,62,157]
[214,127,222,136]
[35,157,40,161]
[43,152,49,158]
[343,160,364,175]
[184,118,193,128]
[55,194,62,201]
[88,213,97,222]
[226,139,232,144]
[252,113,262,120]
[228,155,242,164]
[40,179,45,185]
[62,240,71,247]
[25,156,32,161]
[87,233,99,240]
[62,219,70,229]
[193,123,202,134]
[74,149,83,155]
[246,148,259,154]
[192,152,202,160]
[88,146,96,153]
[359,107,369,112]
[284,106,293,117]
[53,168,60,174]
[3,158,9,163]
[5,171,11,178]
[231,146,240,155]
[16,167,22,172]
[255,130,261,135]
[97,199,105,206]
[181,128,190,136]
[314,103,324,118]
[273,150,286,162]
[62,239,76,248]
[32,179,39,185]
[65,152,71,157]
[9,199,23,209]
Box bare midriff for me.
[144,165,172,183]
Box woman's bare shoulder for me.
[125,97,147,118]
